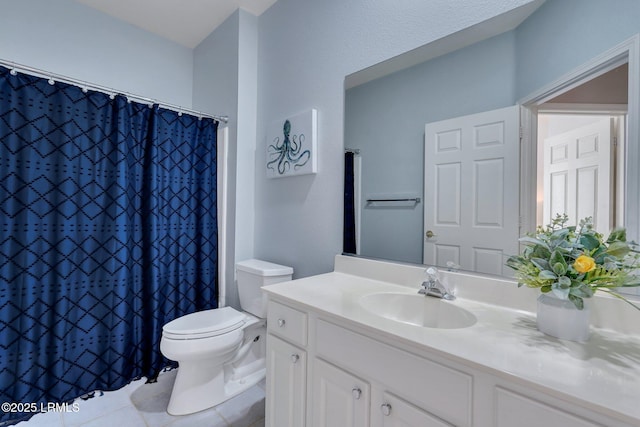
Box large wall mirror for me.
[343,0,640,286]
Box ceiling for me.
[75,0,277,48]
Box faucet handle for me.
[420,266,456,300]
[445,261,460,272]
[424,267,439,282]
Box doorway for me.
[536,63,627,235]
[520,37,638,241]
[520,36,639,296]
[537,110,626,235]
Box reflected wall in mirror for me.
[343,0,640,280]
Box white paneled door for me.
[424,106,520,276]
[542,117,614,234]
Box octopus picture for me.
[267,119,311,175]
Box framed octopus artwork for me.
[266,109,317,178]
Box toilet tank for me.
[236,259,293,318]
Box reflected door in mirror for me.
[541,115,621,234]
[423,106,520,276]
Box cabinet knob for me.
[381,403,392,416]
[277,318,286,327]
[290,353,300,363]
[352,387,362,400]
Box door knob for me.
[352,387,362,400]
[277,318,286,327]
[290,354,300,363]
[426,230,436,238]
[381,403,392,416]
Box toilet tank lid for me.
[236,259,293,276]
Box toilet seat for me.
[162,307,246,340]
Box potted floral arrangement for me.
[506,214,640,341]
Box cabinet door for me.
[378,392,453,427]
[266,334,306,427]
[312,358,370,427]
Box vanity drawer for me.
[316,319,472,427]
[267,300,308,347]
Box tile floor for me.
[16,370,265,427]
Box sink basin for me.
[358,292,477,329]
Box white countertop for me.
[263,263,640,425]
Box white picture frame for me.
[266,109,317,178]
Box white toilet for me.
[160,259,293,415]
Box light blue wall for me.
[345,32,517,264]
[235,10,259,270]
[0,0,194,107]
[194,11,239,121]
[254,0,537,278]
[515,0,640,99]
[193,10,241,308]
[193,9,258,309]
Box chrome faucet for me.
[418,267,455,300]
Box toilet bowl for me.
[160,259,293,415]
[160,308,265,415]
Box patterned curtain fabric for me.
[343,152,357,254]
[0,66,218,424]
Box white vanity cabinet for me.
[315,318,468,427]
[494,387,603,427]
[265,300,308,427]
[312,358,370,427]
[266,294,638,427]
[312,357,452,427]
[266,297,470,427]
[376,392,453,427]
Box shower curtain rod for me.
[0,59,229,123]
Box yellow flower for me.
[574,255,596,273]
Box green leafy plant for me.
[506,214,640,310]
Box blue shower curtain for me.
[0,66,218,424]
[343,152,357,254]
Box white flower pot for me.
[536,293,591,342]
